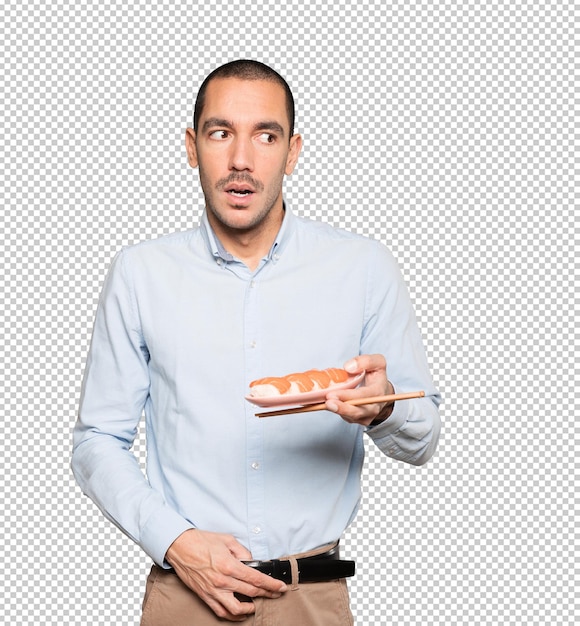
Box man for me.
[72,60,441,625]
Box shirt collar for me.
[200,201,296,265]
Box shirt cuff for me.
[140,504,195,568]
[365,385,409,438]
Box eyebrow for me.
[202,117,286,137]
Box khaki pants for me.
[140,545,354,626]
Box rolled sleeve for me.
[366,392,441,465]
[361,243,442,465]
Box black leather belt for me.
[242,544,355,584]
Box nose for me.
[229,137,254,171]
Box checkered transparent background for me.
[1,0,576,624]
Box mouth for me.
[225,184,255,198]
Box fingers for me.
[203,592,257,622]
[165,529,287,621]
[228,560,288,596]
[344,353,386,375]
[325,393,385,425]
[189,563,286,621]
[326,354,392,425]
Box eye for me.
[258,133,276,144]
[209,130,230,140]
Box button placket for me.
[243,275,267,556]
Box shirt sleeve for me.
[71,249,193,566]
[361,243,442,465]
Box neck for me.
[207,205,285,271]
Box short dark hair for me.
[193,60,295,138]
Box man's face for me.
[186,78,302,235]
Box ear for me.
[285,133,303,175]
[185,127,199,168]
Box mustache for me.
[215,173,264,192]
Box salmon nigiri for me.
[249,367,351,397]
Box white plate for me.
[245,372,365,408]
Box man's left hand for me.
[325,354,395,427]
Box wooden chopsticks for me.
[255,390,425,418]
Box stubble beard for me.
[201,170,285,235]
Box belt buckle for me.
[241,558,291,582]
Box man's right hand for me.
[165,529,287,622]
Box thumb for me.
[344,358,360,374]
[226,537,253,560]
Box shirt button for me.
[251,462,260,470]
[252,526,262,534]
[216,258,223,266]
[250,280,256,288]
[250,340,257,348]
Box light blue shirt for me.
[72,205,441,566]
